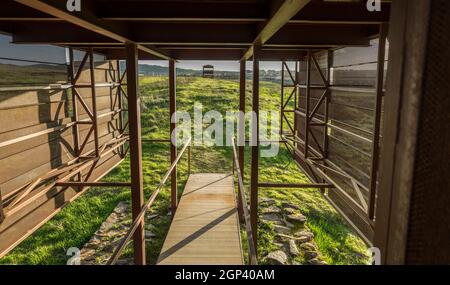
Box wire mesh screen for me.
[406,0,450,264]
[294,37,389,243]
[327,40,381,209]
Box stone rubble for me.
[273,225,291,234]
[286,214,307,223]
[79,201,161,265]
[265,250,288,265]
[80,196,329,266]
[145,230,156,239]
[260,197,328,265]
[288,240,300,256]
[262,205,282,214]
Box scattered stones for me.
[113,202,128,214]
[276,233,310,243]
[79,201,133,265]
[100,221,114,232]
[275,233,295,240]
[147,214,159,220]
[304,251,318,260]
[260,198,327,266]
[307,258,327,265]
[294,231,314,242]
[265,250,288,265]
[284,208,297,215]
[90,236,101,244]
[260,197,276,206]
[300,242,317,252]
[145,230,156,239]
[296,236,311,243]
[261,219,284,226]
[288,240,300,256]
[145,223,156,231]
[96,232,112,238]
[284,220,294,228]
[282,202,300,210]
[109,237,124,248]
[274,242,284,248]
[116,258,134,265]
[273,225,290,234]
[286,214,307,223]
[261,205,282,214]
[262,213,283,223]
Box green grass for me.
[0,76,369,265]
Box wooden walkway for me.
[157,173,243,265]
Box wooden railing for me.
[231,138,258,265]
[107,136,192,265]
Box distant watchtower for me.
[202,64,214,78]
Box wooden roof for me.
[1,0,391,60]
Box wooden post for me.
[238,59,246,222]
[305,51,311,158]
[250,45,260,252]
[280,62,285,136]
[117,59,125,156]
[126,42,146,265]
[68,48,80,156]
[368,23,388,220]
[88,48,100,157]
[169,59,178,215]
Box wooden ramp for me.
[157,173,243,265]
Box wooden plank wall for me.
[293,44,383,244]
[0,48,125,258]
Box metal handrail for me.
[107,136,192,265]
[231,137,258,265]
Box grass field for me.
[0,76,369,265]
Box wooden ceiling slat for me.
[2,0,390,61]
[14,0,173,60]
[241,0,311,60]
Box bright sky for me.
[140,60,285,72]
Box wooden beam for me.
[241,0,311,60]
[1,0,390,25]
[291,1,391,24]
[55,182,132,187]
[258,183,332,189]
[169,59,177,215]
[239,60,246,178]
[14,0,172,60]
[9,21,371,47]
[126,42,146,265]
[368,23,388,220]
[237,59,246,222]
[97,0,267,22]
[102,47,309,61]
[250,44,260,252]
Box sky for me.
[140,60,285,72]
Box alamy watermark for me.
[66,247,81,265]
[367,247,381,265]
[367,0,382,12]
[172,102,280,158]
[68,0,381,14]
[66,0,81,12]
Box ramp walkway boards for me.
[157,173,244,265]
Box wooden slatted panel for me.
[157,173,243,265]
[0,52,124,257]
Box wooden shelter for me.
[202,64,214,78]
[0,0,449,265]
